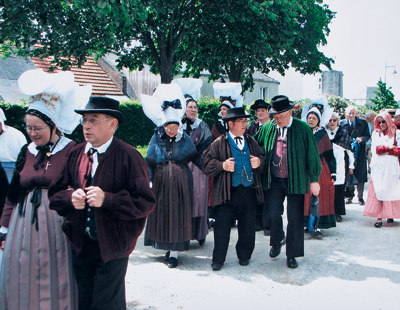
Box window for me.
[259,87,269,99]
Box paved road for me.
[125,190,400,310]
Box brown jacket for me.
[202,134,265,207]
[49,138,156,262]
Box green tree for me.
[0,0,228,82]
[184,0,335,91]
[370,80,399,112]
[1,0,334,88]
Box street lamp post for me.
[385,63,397,83]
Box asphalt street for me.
[125,185,400,310]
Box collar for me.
[228,132,244,141]
[328,127,339,140]
[28,136,72,156]
[84,136,113,154]
[276,116,293,130]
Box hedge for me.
[1,95,355,147]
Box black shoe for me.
[387,218,394,223]
[264,229,271,236]
[211,262,223,271]
[239,259,249,266]
[270,244,282,258]
[255,225,264,232]
[164,251,170,262]
[345,199,353,204]
[374,221,382,228]
[198,239,205,246]
[209,219,215,228]
[168,257,178,268]
[358,198,365,206]
[335,214,343,222]
[311,229,323,238]
[287,257,298,269]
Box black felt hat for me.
[268,95,295,115]
[222,107,251,121]
[250,99,270,111]
[75,96,126,124]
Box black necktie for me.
[278,127,286,137]
[234,136,243,145]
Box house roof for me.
[253,71,280,84]
[30,56,124,96]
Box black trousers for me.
[72,236,129,310]
[255,190,271,229]
[267,177,305,258]
[212,185,257,264]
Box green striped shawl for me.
[254,118,321,194]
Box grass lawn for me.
[136,146,148,158]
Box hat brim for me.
[250,103,270,110]
[268,102,295,115]
[223,114,251,121]
[74,109,126,124]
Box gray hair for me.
[365,110,375,118]
[345,105,357,115]
[325,112,340,129]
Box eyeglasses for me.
[273,111,290,121]
[378,120,386,124]
[329,119,337,122]
[80,117,111,126]
[234,119,248,124]
[26,126,47,133]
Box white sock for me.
[169,251,179,259]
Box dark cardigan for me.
[49,137,156,262]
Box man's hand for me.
[250,155,261,169]
[223,158,235,172]
[349,168,354,175]
[356,137,362,143]
[85,186,105,208]
[71,188,87,210]
[310,182,320,196]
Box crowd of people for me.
[0,70,399,309]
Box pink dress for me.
[364,131,400,219]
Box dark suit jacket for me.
[49,138,156,262]
[340,117,370,183]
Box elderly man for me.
[255,95,321,269]
[203,107,265,271]
[49,97,156,310]
[340,106,370,205]
[0,108,27,182]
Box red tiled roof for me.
[30,56,124,96]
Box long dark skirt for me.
[334,184,346,215]
[145,161,193,251]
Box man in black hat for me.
[247,99,271,136]
[49,96,156,310]
[203,107,265,271]
[255,95,321,269]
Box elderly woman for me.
[0,69,90,310]
[364,111,400,227]
[143,84,202,268]
[326,112,355,222]
[181,95,213,245]
[303,107,337,237]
